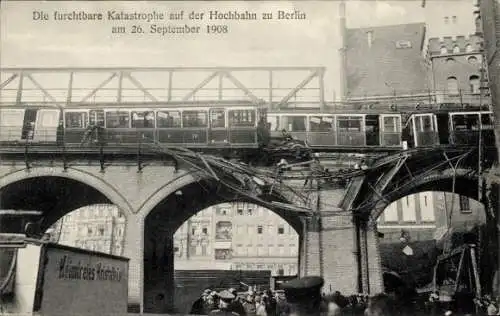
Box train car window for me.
[422,116,433,131]
[383,116,400,132]
[65,112,88,128]
[131,111,155,128]
[210,109,226,128]
[481,113,493,129]
[452,114,479,131]
[228,109,256,127]
[105,111,130,128]
[280,116,306,132]
[89,110,105,127]
[309,116,333,132]
[182,110,208,128]
[157,111,181,128]
[337,116,362,131]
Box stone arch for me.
[139,171,302,234]
[368,173,481,220]
[140,174,303,313]
[0,167,134,229]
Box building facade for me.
[173,203,299,276]
[377,192,486,243]
[50,204,126,256]
[479,0,500,150]
[344,22,429,99]
[427,34,489,105]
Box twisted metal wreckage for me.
[141,143,485,224]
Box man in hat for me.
[282,276,324,316]
[209,290,240,316]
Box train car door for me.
[130,109,155,143]
[64,109,89,144]
[0,108,25,142]
[411,113,439,147]
[228,107,258,146]
[336,115,365,146]
[380,114,402,147]
[181,109,209,145]
[208,108,227,144]
[307,115,335,146]
[365,115,380,146]
[33,109,61,143]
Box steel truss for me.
[0,67,325,109]
[342,147,487,224]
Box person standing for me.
[209,290,241,316]
[281,276,324,316]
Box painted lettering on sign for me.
[57,255,123,282]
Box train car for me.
[403,110,495,148]
[403,113,439,148]
[446,111,495,146]
[267,111,403,149]
[0,107,61,144]
[62,104,267,148]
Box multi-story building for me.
[173,203,299,276]
[50,204,126,256]
[427,34,488,105]
[377,192,486,243]
[344,22,430,99]
[422,0,479,54]
[478,0,500,149]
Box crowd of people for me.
[189,276,500,316]
[190,288,285,316]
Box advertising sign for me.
[36,244,129,315]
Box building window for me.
[465,44,473,53]
[98,226,105,236]
[191,227,196,235]
[469,75,480,94]
[278,244,285,256]
[257,226,263,234]
[215,221,232,240]
[446,57,456,64]
[87,227,93,236]
[447,77,459,95]
[247,209,253,216]
[278,225,285,234]
[459,196,471,213]
[237,209,243,215]
[395,40,412,49]
[424,195,427,206]
[444,16,449,24]
[453,45,460,54]
[468,56,478,64]
[441,46,448,54]
[202,227,208,234]
[452,16,457,24]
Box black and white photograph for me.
[0,0,499,315]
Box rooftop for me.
[345,22,430,98]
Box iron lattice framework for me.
[340,146,494,223]
[0,67,326,109]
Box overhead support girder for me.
[0,67,326,108]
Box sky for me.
[0,0,474,102]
